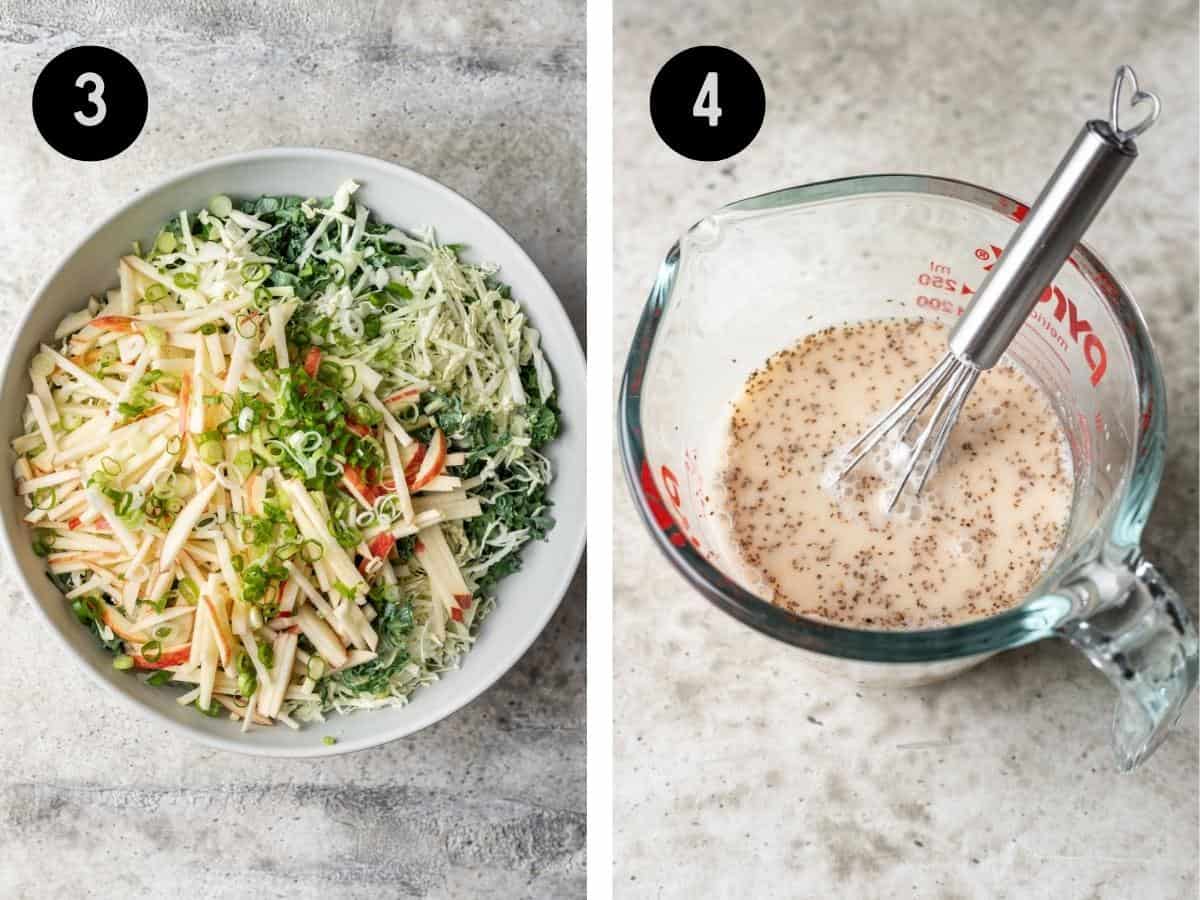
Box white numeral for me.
[73,72,106,127]
[692,72,721,127]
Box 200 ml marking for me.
[912,246,1108,386]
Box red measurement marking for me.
[966,244,1108,386]
[639,460,675,531]
[916,271,958,293]
[916,294,962,316]
[639,461,702,551]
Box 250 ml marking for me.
[912,249,1108,386]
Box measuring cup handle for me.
[1057,556,1198,771]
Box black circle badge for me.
[33,46,148,162]
[650,46,765,162]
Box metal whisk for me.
[837,65,1160,510]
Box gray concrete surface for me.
[614,2,1198,898]
[0,2,584,897]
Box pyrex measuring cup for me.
[618,174,1198,770]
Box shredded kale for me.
[321,598,416,698]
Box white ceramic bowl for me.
[0,149,586,756]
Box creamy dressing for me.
[717,318,1071,629]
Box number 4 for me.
[692,72,721,127]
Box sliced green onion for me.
[146,670,171,687]
[107,489,133,517]
[154,626,171,638]
[155,232,177,253]
[113,654,134,671]
[165,435,182,455]
[306,656,326,680]
[237,313,260,338]
[140,640,162,662]
[152,470,177,497]
[317,360,341,384]
[144,283,168,303]
[300,539,324,563]
[238,670,257,697]
[83,596,104,621]
[322,736,336,746]
[178,578,200,604]
[173,271,199,289]
[30,352,55,377]
[143,324,166,347]
[196,699,221,717]
[241,262,269,283]
[208,195,233,217]
[351,402,381,426]
[199,441,224,465]
[32,529,55,557]
[258,643,275,668]
[31,487,56,510]
[233,450,255,476]
[101,456,122,476]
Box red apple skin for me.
[132,643,192,670]
[368,532,395,559]
[101,605,149,643]
[408,429,447,492]
[303,347,322,378]
[343,465,380,503]
[384,387,421,409]
[402,443,426,484]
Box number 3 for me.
[73,72,106,127]
[692,71,721,127]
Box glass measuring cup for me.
[618,174,1198,770]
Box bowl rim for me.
[0,146,586,757]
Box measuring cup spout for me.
[1057,555,1198,771]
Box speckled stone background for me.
[0,2,584,897]
[614,2,1197,898]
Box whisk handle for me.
[949,121,1135,368]
[949,67,1158,369]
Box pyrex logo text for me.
[974,244,1108,387]
[1038,284,1107,386]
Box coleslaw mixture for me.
[12,180,558,730]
